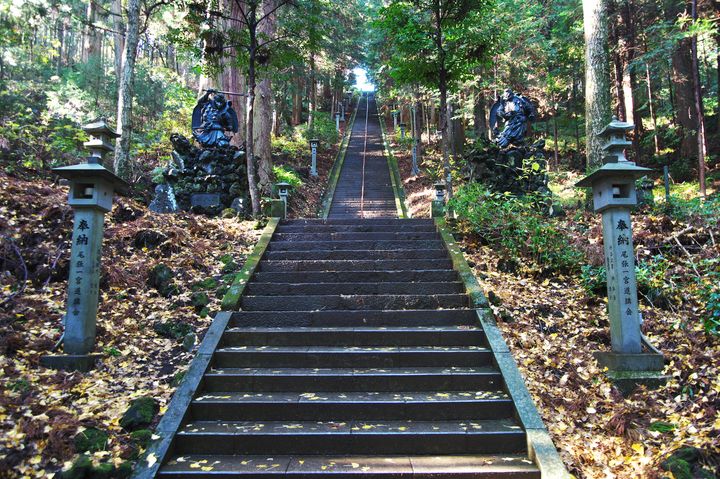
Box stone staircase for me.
[156,218,542,478]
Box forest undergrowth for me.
[389,128,720,478]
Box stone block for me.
[40,354,101,372]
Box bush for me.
[448,183,584,274]
[302,111,338,147]
[273,165,303,189]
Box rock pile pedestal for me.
[151,134,249,216]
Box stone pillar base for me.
[265,199,286,219]
[431,200,445,218]
[594,350,668,396]
[40,354,101,372]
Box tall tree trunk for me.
[690,0,707,196]
[665,0,697,167]
[646,63,661,156]
[307,53,316,131]
[82,0,100,63]
[114,0,141,179]
[583,0,612,169]
[253,0,278,197]
[292,72,303,125]
[111,0,124,81]
[473,86,487,139]
[245,6,261,216]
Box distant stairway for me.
[157,218,542,478]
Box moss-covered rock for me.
[147,264,178,297]
[130,429,153,448]
[660,447,702,479]
[192,278,218,291]
[120,397,159,431]
[89,462,115,479]
[182,332,197,352]
[74,427,108,453]
[115,462,133,479]
[153,320,193,340]
[190,292,210,313]
[60,454,92,479]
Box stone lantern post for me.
[431,182,446,218]
[41,121,128,372]
[309,138,319,177]
[576,117,666,393]
[392,110,399,130]
[399,123,407,139]
[276,181,291,219]
[335,112,341,132]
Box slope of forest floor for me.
[388,131,720,479]
[0,173,263,477]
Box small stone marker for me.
[392,110,399,130]
[335,112,341,132]
[190,193,221,209]
[149,184,178,214]
[309,138,319,177]
[576,117,666,394]
[399,122,407,139]
[41,120,128,372]
[431,182,446,218]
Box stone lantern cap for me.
[83,121,120,154]
[276,181,291,195]
[53,161,129,194]
[575,162,652,188]
[599,117,633,162]
[309,138,320,146]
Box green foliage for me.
[273,165,303,189]
[449,183,584,273]
[272,134,308,160]
[302,111,339,147]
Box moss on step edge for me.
[321,96,361,219]
[435,218,571,479]
[377,111,409,219]
[220,217,280,311]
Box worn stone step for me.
[275,224,436,233]
[251,270,459,284]
[240,294,468,311]
[245,281,465,296]
[203,366,501,392]
[158,454,540,478]
[174,419,526,455]
[213,346,491,368]
[229,309,477,328]
[284,219,433,225]
[220,326,483,347]
[264,249,449,261]
[191,390,514,421]
[258,259,452,272]
[273,232,439,242]
[267,240,445,251]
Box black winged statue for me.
[191,90,239,148]
[489,89,536,148]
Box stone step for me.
[284,219,432,225]
[275,224,437,233]
[272,232,439,241]
[221,326,483,347]
[174,419,526,455]
[158,454,541,478]
[257,259,452,272]
[229,309,477,328]
[267,240,445,251]
[212,346,491,368]
[190,390,514,421]
[203,366,501,392]
[264,249,449,261]
[251,270,459,284]
[245,281,465,296]
[240,294,468,311]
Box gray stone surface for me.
[191,193,221,209]
[149,184,178,214]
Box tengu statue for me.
[191,89,239,148]
[489,89,536,148]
